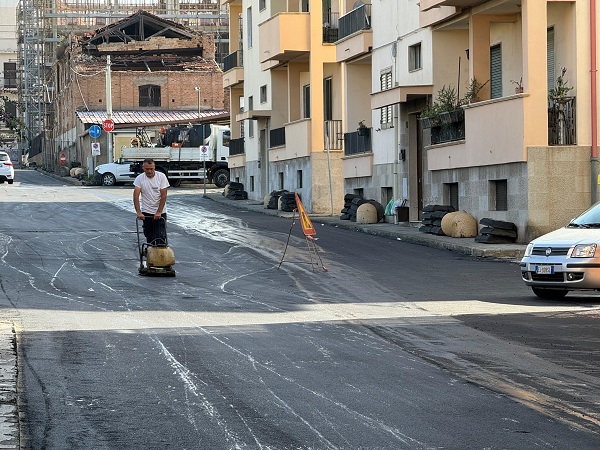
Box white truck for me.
[106,124,231,187]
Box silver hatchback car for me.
[0,151,14,184]
[521,202,600,299]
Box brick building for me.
[42,10,228,171]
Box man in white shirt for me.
[133,159,170,245]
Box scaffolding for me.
[16,0,229,157]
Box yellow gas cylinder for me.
[146,246,176,267]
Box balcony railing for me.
[270,126,285,148]
[344,128,372,155]
[229,137,244,156]
[323,12,339,43]
[339,4,371,41]
[325,120,343,150]
[223,50,243,72]
[548,97,576,145]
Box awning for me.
[371,85,433,109]
[76,109,229,128]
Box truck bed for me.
[121,146,207,161]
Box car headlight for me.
[572,243,597,258]
[524,243,534,257]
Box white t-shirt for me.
[134,171,170,214]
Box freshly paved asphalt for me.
[0,174,527,448]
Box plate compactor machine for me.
[136,217,176,277]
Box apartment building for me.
[223,0,599,243]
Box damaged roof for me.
[82,10,199,55]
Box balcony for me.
[270,126,285,148]
[336,4,372,62]
[323,12,339,43]
[229,137,245,156]
[343,128,372,156]
[269,119,312,161]
[548,97,576,145]
[325,120,343,150]
[258,13,310,64]
[222,50,243,88]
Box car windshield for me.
[570,202,600,227]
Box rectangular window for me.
[3,63,16,89]
[279,172,284,190]
[250,176,255,192]
[248,96,254,138]
[139,85,161,107]
[547,27,555,93]
[323,77,333,121]
[297,170,303,188]
[490,179,508,211]
[409,43,422,71]
[490,44,502,99]
[303,84,310,119]
[259,0,266,11]
[260,85,267,104]
[380,70,393,126]
[247,7,252,48]
[446,183,459,211]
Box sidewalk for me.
[0,323,18,450]
[205,193,526,261]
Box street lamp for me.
[194,86,201,120]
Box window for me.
[279,172,284,189]
[323,77,333,121]
[380,69,393,126]
[139,85,161,107]
[547,27,555,93]
[259,0,266,11]
[490,44,502,99]
[297,170,303,188]
[303,84,310,119]
[250,176,255,192]
[446,183,459,211]
[409,43,422,71]
[247,7,252,48]
[490,179,508,211]
[260,85,267,103]
[248,96,254,137]
[3,63,16,88]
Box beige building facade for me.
[222,0,600,243]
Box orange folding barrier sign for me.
[294,193,316,236]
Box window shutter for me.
[490,45,502,99]
[547,27,555,92]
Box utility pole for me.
[106,55,113,162]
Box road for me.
[1,169,599,449]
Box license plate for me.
[535,265,554,274]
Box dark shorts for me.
[142,213,167,246]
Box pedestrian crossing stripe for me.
[295,193,316,236]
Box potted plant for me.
[549,67,573,104]
[463,78,489,103]
[357,120,369,136]
[420,85,461,128]
[511,77,523,94]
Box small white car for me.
[521,202,600,299]
[0,151,14,184]
[94,161,136,186]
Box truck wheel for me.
[212,169,229,188]
[170,179,182,187]
[101,173,117,186]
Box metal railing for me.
[270,126,285,148]
[229,137,244,156]
[344,128,372,155]
[548,97,576,145]
[339,4,371,41]
[322,12,339,43]
[324,120,343,150]
[223,50,243,72]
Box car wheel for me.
[212,168,229,188]
[532,287,568,300]
[101,173,117,186]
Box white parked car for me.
[521,202,600,299]
[0,151,14,184]
[94,161,136,186]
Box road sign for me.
[91,142,100,156]
[102,119,115,133]
[89,125,101,139]
[60,153,66,165]
[200,145,209,161]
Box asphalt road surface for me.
[1,169,599,449]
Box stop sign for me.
[102,119,115,133]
